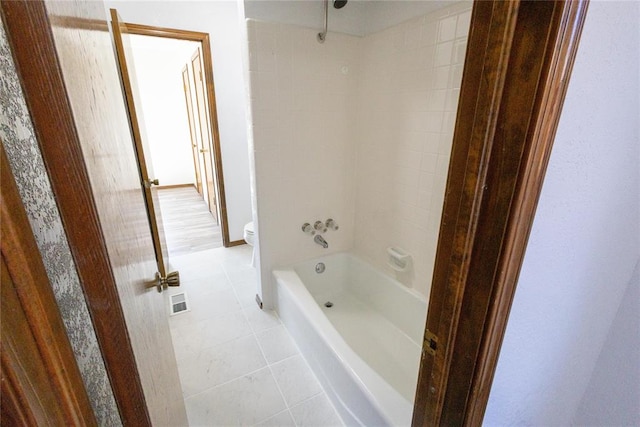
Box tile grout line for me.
[218,267,295,425]
[182,364,271,401]
[251,312,294,425]
[251,409,295,427]
[273,321,346,426]
[174,246,341,426]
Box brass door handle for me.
[143,178,159,188]
[148,271,181,293]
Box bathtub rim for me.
[274,252,422,427]
[292,251,428,306]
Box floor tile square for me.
[169,287,240,329]
[184,367,286,426]
[254,409,296,427]
[256,325,298,364]
[290,394,344,427]
[177,335,267,397]
[171,310,253,361]
[233,280,260,308]
[271,355,323,407]
[226,266,258,285]
[244,305,281,333]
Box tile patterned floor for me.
[166,245,344,426]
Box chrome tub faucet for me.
[314,234,329,248]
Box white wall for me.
[106,0,252,242]
[354,2,471,297]
[246,1,470,306]
[484,2,640,425]
[572,260,640,426]
[129,35,198,186]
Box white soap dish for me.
[387,247,412,272]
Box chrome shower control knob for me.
[314,220,327,233]
[302,223,315,235]
[326,218,339,230]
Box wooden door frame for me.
[1,2,152,424]
[121,22,234,247]
[412,1,589,425]
[190,46,219,223]
[182,65,204,196]
[2,0,588,425]
[110,10,172,278]
[1,145,97,425]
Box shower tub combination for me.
[273,253,427,426]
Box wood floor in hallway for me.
[157,186,223,257]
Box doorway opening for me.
[123,23,232,258]
[113,20,264,422]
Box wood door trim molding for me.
[123,22,208,42]
[156,183,197,190]
[228,239,247,247]
[123,22,231,247]
[413,1,589,425]
[199,35,230,246]
[0,1,151,425]
[464,2,589,424]
[110,9,170,278]
[1,145,97,426]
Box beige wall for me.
[247,1,472,305]
[353,2,471,296]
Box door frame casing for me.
[1,144,97,426]
[182,65,204,195]
[2,0,589,425]
[121,22,234,247]
[412,1,589,425]
[1,1,152,424]
[190,46,219,222]
[110,10,173,278]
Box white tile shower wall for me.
[247,20,359,306]
[353,2,472,297]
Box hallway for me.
[157,186,223,257]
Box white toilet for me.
[243,221,256,266]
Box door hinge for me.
[424,329,438,357]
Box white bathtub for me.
[273,253,427,426]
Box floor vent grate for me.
[170,292,189,316]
